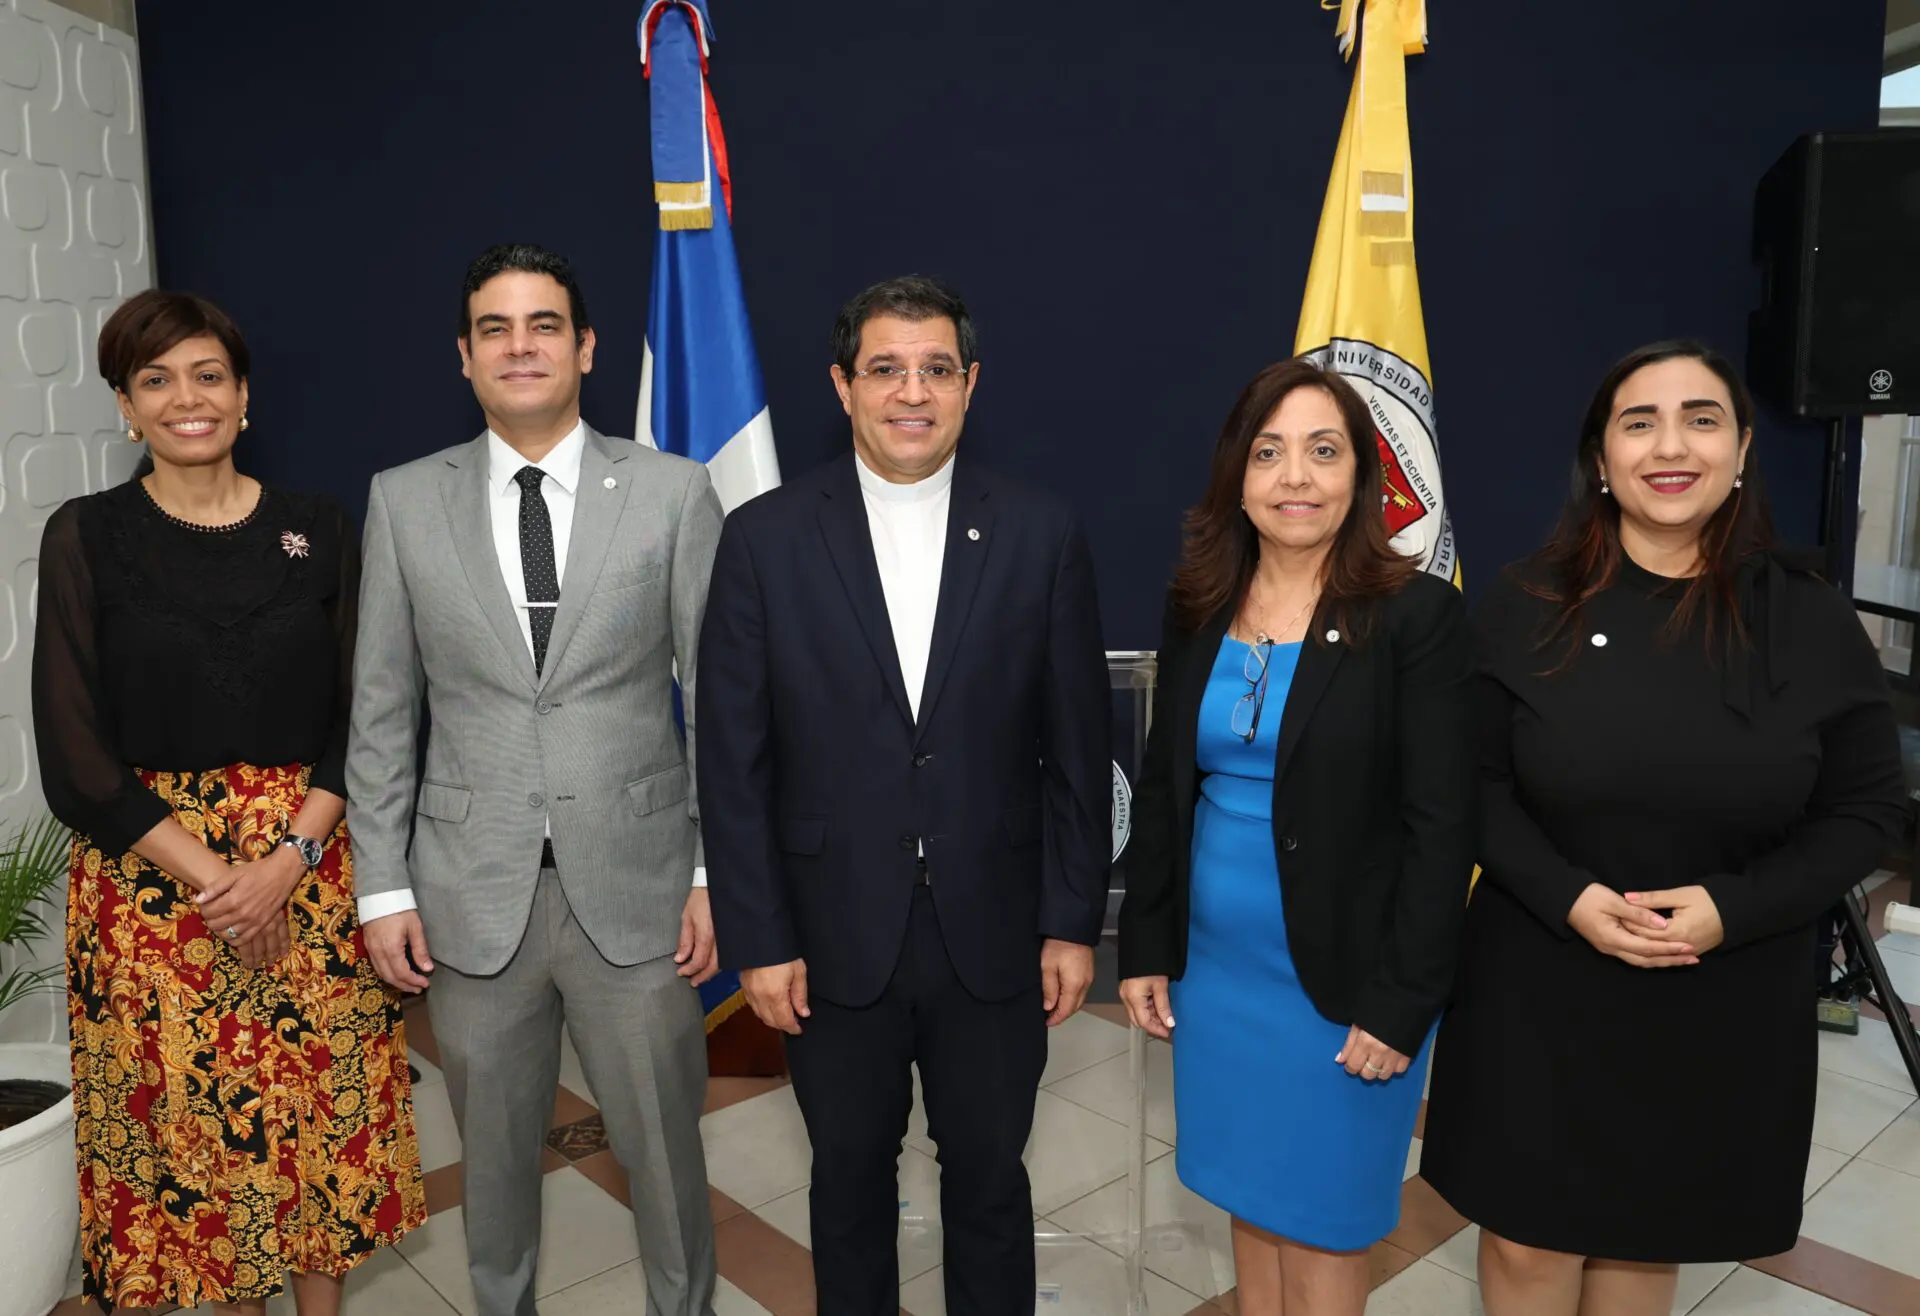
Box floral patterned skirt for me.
[66,763,424,1312]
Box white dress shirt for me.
[856,449,952,747]
[490,422,586,670]
[356,422,704,926]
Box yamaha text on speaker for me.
[1747,129,1920,418]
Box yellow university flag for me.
[1296,0,1457,585]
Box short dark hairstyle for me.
[1169,357,1416,643]
[97,289,250,391]
[831,275,976,375]
[459,243,591,344]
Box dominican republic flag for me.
[635,0,780,515]
[636,0,779,1034]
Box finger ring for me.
[224,927,238,940]
[1363,1062,1386,1074]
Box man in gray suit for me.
[347,244,724,1316]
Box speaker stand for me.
[1811,420,1920,1088]
[1820,417,1850,585]
[1828,886,1920,1093]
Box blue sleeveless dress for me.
[1169,636,1432,1251]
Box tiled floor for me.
[49,874,1920,1315]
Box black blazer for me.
[1116,571,1477,1055]
[698,455,1111,1008]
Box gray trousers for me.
[428,869,716,1316]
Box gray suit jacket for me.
[346,426,723,974]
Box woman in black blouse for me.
[33,290,423,1314]
[1419,342,1906,1315]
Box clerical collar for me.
[855,450,955,504]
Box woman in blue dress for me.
[1118,358,1476,1315]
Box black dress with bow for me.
[1419,552,1906,1262]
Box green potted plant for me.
[0,813,78,1316]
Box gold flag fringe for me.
[659,207,714,231]
[655,180,705,203]
[703,988,750,1034]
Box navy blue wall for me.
[133,1,1883,645]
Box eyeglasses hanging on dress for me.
[1230,639,1276,743]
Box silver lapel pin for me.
[604,476,618,490]
[967,527,980,541]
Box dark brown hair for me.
[1528,339,1775,663]
[97,289,251,392]
[1169,357,1417,641]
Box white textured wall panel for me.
[0,0,150,1045]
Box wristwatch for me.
[280,834,325,870]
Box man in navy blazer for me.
[697,276,1110,1314]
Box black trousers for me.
[786,885,1046,1316]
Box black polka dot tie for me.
[515,466,559,675]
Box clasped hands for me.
[195,845,304,969]
[1567,882,1724,969]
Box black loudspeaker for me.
[1748,129,1920,418]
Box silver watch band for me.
[281,835,324,869]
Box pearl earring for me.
[1599,476,1610,495]
[1734,471,1743,488]
[239,414,250,432]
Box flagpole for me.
[636,0,782,1059]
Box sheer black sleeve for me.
[309,499,360,799]
[32,502,169,854]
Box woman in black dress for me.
[34,290,423,1313]
[1419,341,1906,1315]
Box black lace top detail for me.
[31,481,360,854]
[138,480,264,534]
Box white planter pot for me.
[0,1043,77,1316]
